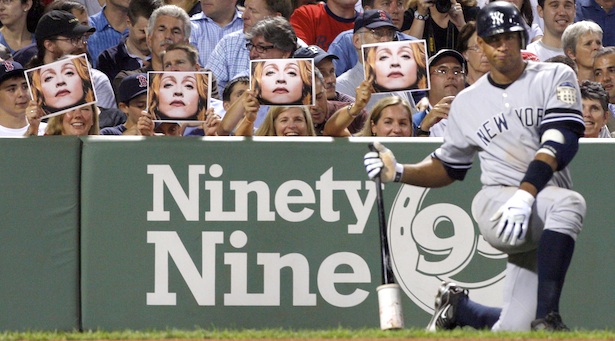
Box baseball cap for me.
[0,60,24,84]
[428,49,466,67]
[354,10,398,33]
[293,45,339,64]
[35,10,96,42]
[118,73,148,104]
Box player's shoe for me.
[425,281,469,332]
[531,312,570,331]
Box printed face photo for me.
[362,40,430,93]
[26,54,97,118]
[250,58,315,106]
[147,71,211,122]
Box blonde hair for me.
[30,56,95,115]
[356,96,414,137]
[147,72,209,121]
[255,106,317,136]
[251,59,313,105]
[45,104,100,135]
[364,42,428,92]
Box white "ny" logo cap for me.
[490,12,504,26]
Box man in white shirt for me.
[0,61,46,136]
[525,0,575,61]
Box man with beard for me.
[25,10,117,110]
[413,49,466,136]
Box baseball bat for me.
[368,143,404,330]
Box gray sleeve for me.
[91,69,117,109]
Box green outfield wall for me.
[0,137,81,330]
[0,137,613,331]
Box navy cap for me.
[428,49,466,67]
[293,45,339,64]
[0,60,24,84]
[118,73,148,103]
[354,10,398,33]
[35,10,96,42]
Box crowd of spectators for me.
[0,0,613,138]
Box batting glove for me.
[490,189,535,246]
[363,142,404,183]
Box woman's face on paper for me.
[374,43,418,90]
[158,72,199,119]
[40,60,84,110]
[260,60,303,104]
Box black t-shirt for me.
[402,6,479,56]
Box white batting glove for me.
[490,190,535,246]
[363,142,404,182]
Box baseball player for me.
[364,1,586,331]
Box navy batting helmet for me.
[476,1,529,48]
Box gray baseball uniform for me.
[433,61,586,330]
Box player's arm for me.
[492,119,583,245]
[400,156,455,187]
[519,110,584,196]
[518,152,557,197]
[364,142,455,188]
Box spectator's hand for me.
[364,142,404,183]
[354,80,372,112]
[137,110,155,136]
[490,190,535,246]
[416,0,433,14]
[416,96,430,112]
[449,0,466,28]
[24,101,45,136]
[420,95,454,131]
[203,107,221,136]
[243,90,259,123]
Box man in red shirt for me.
[290,0,358,50]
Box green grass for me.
[0,328,614,340]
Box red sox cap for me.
[118,73,148,104]
[293,45,339,64]
[0,60,24,85]
[354,10,398,33]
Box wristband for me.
[417,126,430,136]
[394,163,404,182]
[521,160,554,193]
[414,11,430,20]
[347,104,359,118]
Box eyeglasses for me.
[466,44,481,53]
[362,28,397,40]
[54,35,89,46]
[0,0,16,5]
[431,67,465,77]
[246,42,276,53]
